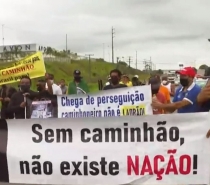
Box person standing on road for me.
[45,73,62,95]
[152,75,171,103]
[59,79,68,95]
[131,76,142,86]
[0,85,17,119]
[148,76,166,114]
[7,76,36,119]
[122,74,133,87]
[151,67,201,113]
[68,70,89,95]
[103,69,127,90]
[161,75,175,97]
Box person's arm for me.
[197,85,210,104]
[162,100,192,113]
[153,87,200,113]
[206,130,210,138]
[7,94,23,114]
[46,79,53,95]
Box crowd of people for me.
[1,66,210,120]
[102,67,210,115]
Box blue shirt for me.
[173,83,201,113]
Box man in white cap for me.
[134,75,139,79]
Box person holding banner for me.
[0,85,17,119]
[36,79,54,99]
[148,76,166,114]
[7,76,36,119]
[45,73,62,95]
[153,75,171,103]
[68,70,89,95]
[103,69,127,90]
[59,79,68,94]
[152,67,201,113]
[197,80,210,111]
[105,75,111,86]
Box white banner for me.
[57,85,153,118]
[1,113,210,184]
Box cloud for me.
[0,0,210,70]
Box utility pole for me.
[136,51,138,69]
[103,43,105,60]
[85,54,94,81]
[116,57,119,63]
[66,34,68,53]
[128,56,132,67]
[111,27,115,63]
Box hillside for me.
[0,59,150,92]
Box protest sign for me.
[0,113,210,185]
[57,85,153,118]
[31,101,56,119]
[0,52,46,85]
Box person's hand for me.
[45,73,50,80]
[4,97,10,102]
[197,85,210,103]
[151,98,163,109]
[206,130,210,138]
[23,93,30,97]
[0,97,3,101]
[20,102,26,108]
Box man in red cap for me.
[152,67,201,113]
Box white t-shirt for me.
[46,84,62,95]
[162,83,171,92]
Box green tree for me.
[199,64,208,70]
[157,69,163,74]
[46,47,53,55]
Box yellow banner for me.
[120,105,146,116]
[0,52,46,85]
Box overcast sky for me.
[1,0,210,70]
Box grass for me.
[0,59,150,92]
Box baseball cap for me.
[74,70,81,75]
[134,75,139,78]
[176,67,196,78]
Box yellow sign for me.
[120,105,146,116]
[0,52,46,85]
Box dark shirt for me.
[0,88,7,107]
[103,84,127,90]
[32,90,54,100]
[7,90,36,119]
[0,87,17,119]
